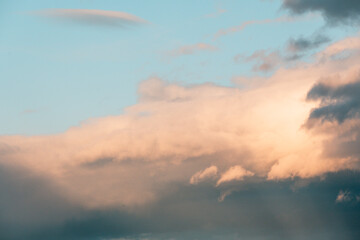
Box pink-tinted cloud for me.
[190,165,218,184]
[216,165,254,186]
[167,43,218,57]
[32,9,148,27]
[1,35,360,207]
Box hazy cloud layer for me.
[282,0,360,25]
[1,166,359,240]
[32,9,147,27]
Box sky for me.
[1,0,360,239]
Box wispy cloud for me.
[287,34,330,53]
[32,9,148,27]
[167,43,218,57]
[213,16,293,40]
[204,8,227,18]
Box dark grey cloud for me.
[287,34,331,53]
[1,161,360,240]
[305,79,360,162]
[282,0,360,25]
[306,80,360,123]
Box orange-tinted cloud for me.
[1,35,360,208]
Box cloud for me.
[216,166,254,186]
[32,9,147,27]
[306,79,360,124]
[282,0,360,25]
[1,35,360,211]
[236,33,330,73]
[243,50,283,72]
[167,43,218,57]
[190,166,218,184]
[304,71,360,164]
[336,190,353,203]
[287,34,330,53]
[213,16,293,39]
[3,170,359,239]
[204,8,227,18]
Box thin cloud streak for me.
[213,16,293,40]
[167,43,218,57]
[32,9,148,27]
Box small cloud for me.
[31,9,148,27]
[21,109,38,115]
[167,43,218,57]
[336,190,352,203]
[204,8,227,18]
[213,16,294,40]
[190,165,218,184]
[287,34,330,53]
[244,50,283,73]
[216,165,254,186]
[218,189,234,202]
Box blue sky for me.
[2,0,353,135]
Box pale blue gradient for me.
[0,0,356,135]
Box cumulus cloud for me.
[190,166,218,184]
[282,0,360,25]
[1,35,360,209]
[32,9,148,27]
[216,166,254,186]
[167,43,218,57]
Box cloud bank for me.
[1,35,360,211]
